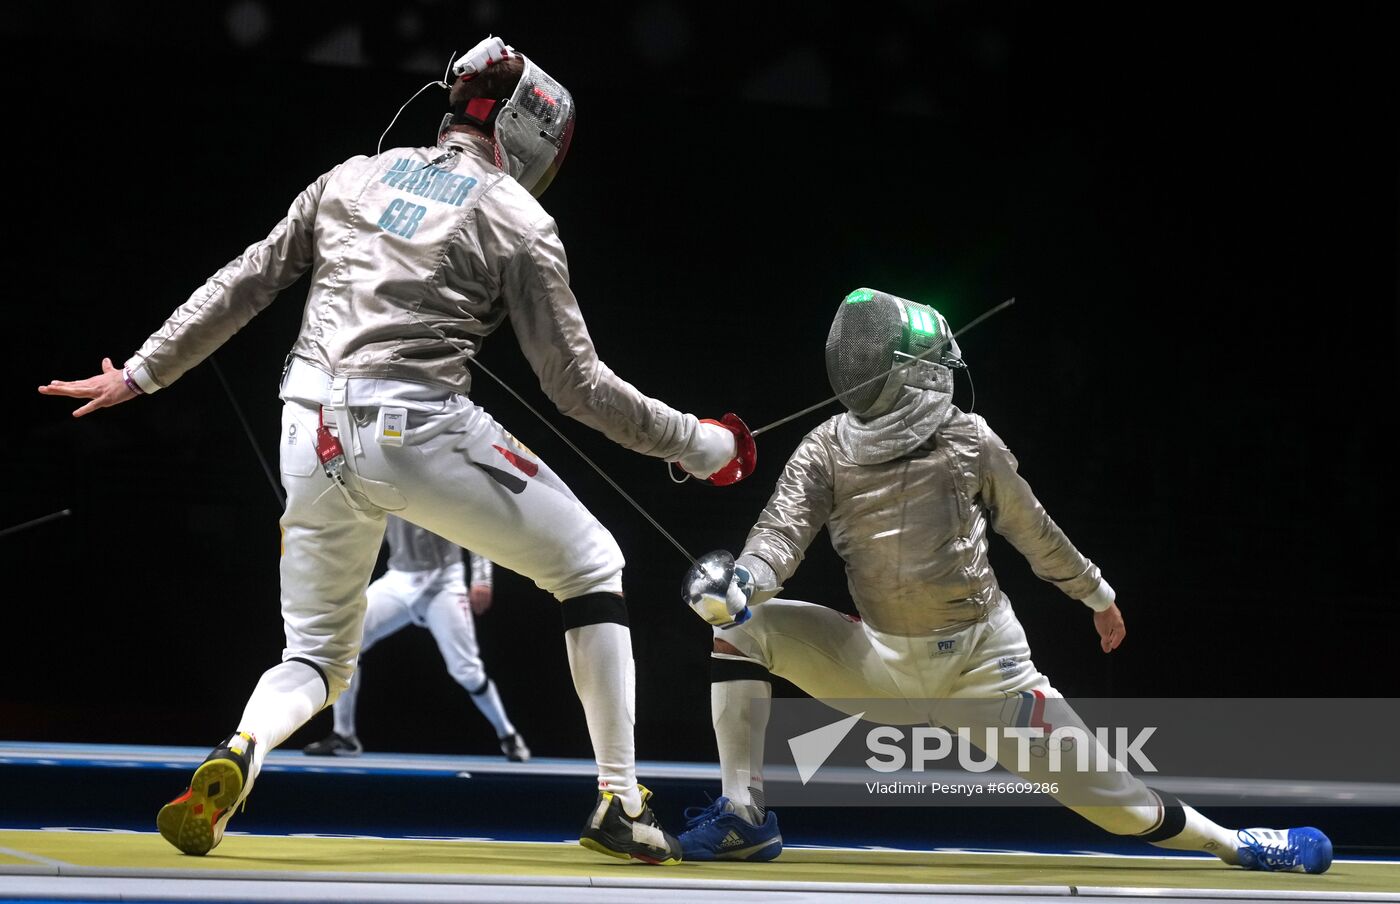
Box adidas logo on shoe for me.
[720,829,746,849]
[677,795,784,862]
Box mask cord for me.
[377,54,456,157]
[377,79,449,157]
[942,356,974,412]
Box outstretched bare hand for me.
[38,357,137,418]
[1094,603,1126,653]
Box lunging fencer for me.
[302,516,529,763]
[39,36,751,864]
[677,288,1332,874]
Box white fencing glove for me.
[673,414,758,485]
[673,420,737,481]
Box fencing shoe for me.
[157,731,257,855]
[302,732,364,757]
[1237,827,1333,874]
[499,732,531,762]
[578,784,682,864]
[678,796,783,862]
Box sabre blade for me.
[0,508,72,540]
[465,353,699,567]
[751,297,1016,438]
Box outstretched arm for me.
[38,357,137,418]
[499,216,736,477]
[737,426,837,603]
[685,427,836,627]
[82,168,334,405]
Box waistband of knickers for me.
[280,356,461,412]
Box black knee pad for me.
[286,656,331,703]
[560,592,629,631]
[711,656,773,684]
[1137,787,1188,841]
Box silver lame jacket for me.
[738,409,1107,637]
[123,133,701,461]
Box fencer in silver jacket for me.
[41,38,736,866]
[677,296,1327,871]
[121,130,704,462]
[736,364,1114,637]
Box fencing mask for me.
[825,288,962,419]
[444,37,576,197]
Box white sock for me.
[1150,805,1240,864]
[332,670,360,739]
[468,678,515,739]
[564,622,641,816]
[712,673,771,824]
[236,660,328,781]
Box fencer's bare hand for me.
[469,583,493,615]
[38,357,136,418]
[1093,603,1126,653]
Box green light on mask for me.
[844,288,875,304]
[901,301,940,336]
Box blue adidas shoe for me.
[678,796,783,862]
[1236,827,1333,874]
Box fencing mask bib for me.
[825,288,962,419]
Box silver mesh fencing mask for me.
[825,288,962,418]
[493,56,575,197]
[439,39,575,197]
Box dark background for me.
[2,2,1396,768]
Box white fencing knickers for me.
[358,563,487,691]
[277,361,624,701]
[331,561,518,741]
[720,595,1167,837]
